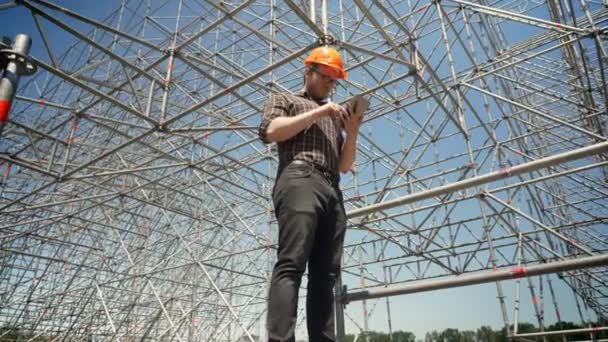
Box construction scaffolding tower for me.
[0,0,607,341]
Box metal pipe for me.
[335,276,346,342]
[347,141,608,218]
[321,0,328,35]
[164,44,315,127]
[462,82,606,141]
[0,34,34,135]
[450,0,590,34]
[514,326,607,338]
[344,254,608,303]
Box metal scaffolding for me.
[0,0,607,341]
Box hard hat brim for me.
[304,61,347,80]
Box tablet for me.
[348,95,369,117]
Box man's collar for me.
[295,88,326,104]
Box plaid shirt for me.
[259,90,344,175]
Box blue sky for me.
[342,275,592,338]
[1,1,602,340]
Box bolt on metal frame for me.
[0,0,607,341]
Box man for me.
[259,46,363,342]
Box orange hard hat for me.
[304,46,347,80]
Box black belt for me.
[290,160,339,184]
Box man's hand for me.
[340,102,363,135]
[265,102,347,143]
[319,102,347,119]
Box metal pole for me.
[335,276,346,342]
[514,327,608,338]
[347,141,608,218]
[344,254,608,303]
[450,0,590,34]
[358,247,369,335]
[321,0,328,35]
[513,233,523,335]
[0,34,35,136]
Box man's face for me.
[305,64,340,100]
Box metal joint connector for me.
[318,34,338,46]
[0,49,37,76]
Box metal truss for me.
[0,0,607,341]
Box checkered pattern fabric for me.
[259,90,343,173]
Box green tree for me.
[460,330,475,342]
[344,334,356,342]
[0,327,20,342]
[439,328,460,342]
[424,330,440,342]
[476,325,496,342]
[237,334,260,342]
[391,330,416,342]
[366,331,386,342]
[516,322,537,334]
[344,331,416,342]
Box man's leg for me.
[306,187,347,342]
[268,165,325,342]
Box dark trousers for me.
[267,161,347,342]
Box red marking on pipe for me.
[498,168,512,177]
[203,133,210,138]
[531,297,539,304]
[556,311,560,320]
[223,88,231,94]
[510,266,528,279]
[0,100,12,123]
[416,5,429,13]
[71,121,78,131]
[554,23,563,29]
[514,150,522,156]
[121,175,127,192]
[592,327,602,333]
[168,62,173,71]
[37,99,46,105]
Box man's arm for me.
[264,103,344,143]
[338,110,363,173]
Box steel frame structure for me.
[0,0,607,341]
